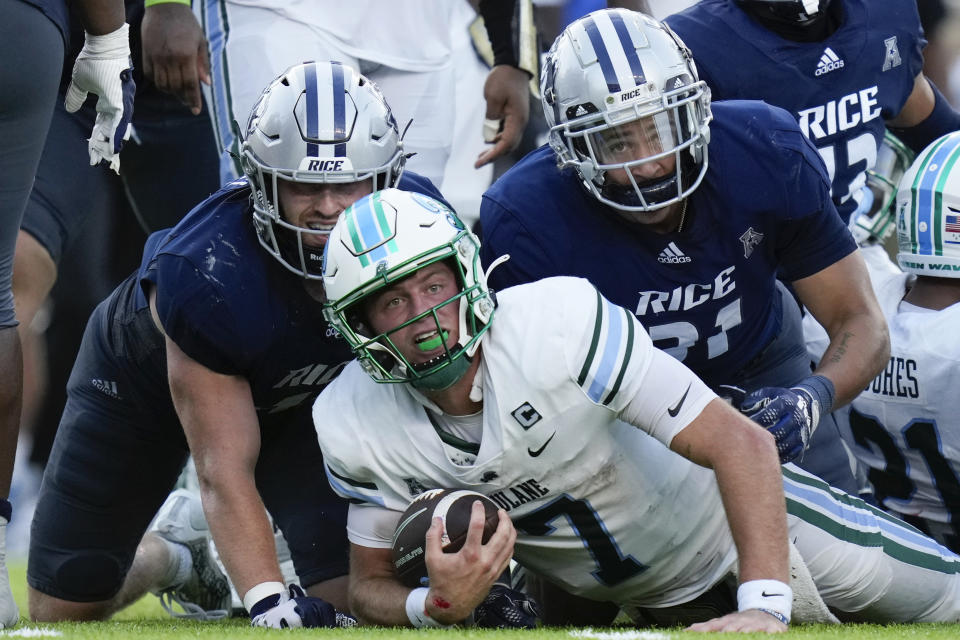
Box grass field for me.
[3,560,958,639]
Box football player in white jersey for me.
[847,130,960,552]
[313,188,960,632]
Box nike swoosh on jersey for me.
[528,431,556,457]
[668,383,692,418]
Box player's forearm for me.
[75,0,126,35]
[815,310,890,407]
[713,430,790,584]
[199,475,285,600]
[348,575,415,626]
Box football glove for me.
[472,584,541,628]
[1,500,19,629]
[735,376,835,463]
[249,584,356,629]
[65,23,136,174]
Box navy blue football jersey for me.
[136,172,445,426]
[666,0,924,223]
[480,101,855,389]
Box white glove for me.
[1,510,19,629]
[65,23,136,174]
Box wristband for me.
[242,581,285,614]
[756,608,790,625]
[405,587,451,628]
[145,0,191,7]
[737,579,792,624]
[794,374,835,419]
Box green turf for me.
[4,560,959,638]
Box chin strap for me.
[483,253,511,283]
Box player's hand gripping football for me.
[423,500,516,625]
[65,23,136,174]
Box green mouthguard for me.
[417,330,449,352]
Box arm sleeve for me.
[558,278,716,448]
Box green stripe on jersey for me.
[578,288,604,386]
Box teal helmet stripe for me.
[344,191,396,267]
[913,135,960,255]
[933,147,960,254]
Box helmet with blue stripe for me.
[896,131,960,278]
[241,61,404,279]
[541,9,711,213]
[322,188,495,389]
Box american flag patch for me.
[946,213,960,234]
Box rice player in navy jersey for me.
[26,61,448,629]
[1,0,133,628]
[479,9,889,501]
[665,0,960,226]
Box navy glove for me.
[249,584,356,628]
[473,584,541,628]
[722,376,835,464]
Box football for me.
[391,488,501,587]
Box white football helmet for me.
[541,9,711,214]
[241,61,404,279]
[896,130,960,278]
[322,189,495,389]
[734,0,831,25]
[850,131,914,246]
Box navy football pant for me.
[0,0,64,327]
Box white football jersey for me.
[223,0,458,70]
[803,244,908,364]
[315,277,731,607]
[851,289,960,529]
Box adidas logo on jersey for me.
[815,47,844,76]
[91,378,120,399]
[657,242,691,264]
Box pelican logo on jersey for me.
[739,227,764,258]
[815,47,844,76]
[635,265,736,315]
[658,242,691,264]
[487,478,550,513]
[797,86,881,141]
[511,402,543,430]
[882,37,902,72]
